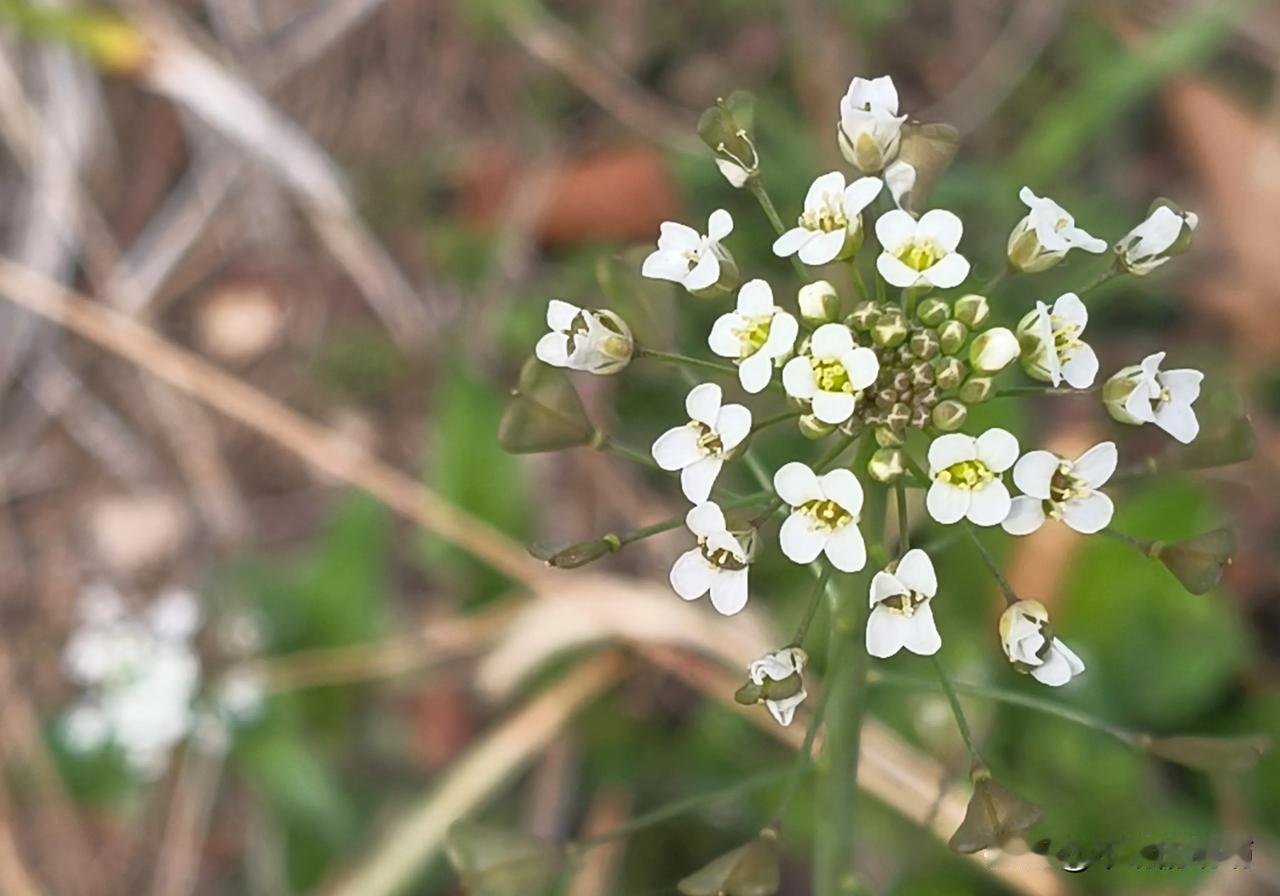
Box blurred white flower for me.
[670,502,752,616]
[708,279,798,394]
[748,647,808,727]
[1016,292,1098,388]
[926,429,1019,526]
[1007,187,1106,273]
[867,549,941,658]
[837,75,907,173]
[652,383,752,503]
[999,600,1085,687]
[1116,204,1198,275]
[534,300,633,376]
[1004,441,1117,536]
[1102,351,1203,444]
[772,172,882,265]
[641,209,736,293]
[875,209,971,289]
[781,323,879,425]
[774,463,867,572]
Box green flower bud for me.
[845,300,879,332]
[871,310,909,348]
[874,425,903,448]
[958,376,994,405]
[932,399,967,431]
[948,765,1042,855]
[916,296,950,327]
[909,405,930,429]
[969,327,1020,374]
[908,329,940,360]
[909,360,935,385]
[937,319,968,356]
[799,414,835,440]
[1114,198,1198,276]
[914,384,940,407]
[530,535,620,569]
[934,357,967,390]
[868,447,906,483]
[952,293,990,328]
[886,402,912,432]
[797,280,841,326]
[1102,364,1147,425]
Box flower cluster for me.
[522,73,1212,724]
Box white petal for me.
[715,404,752,451]
[1002,496,1047,536]
[894,548,937,597]
[737,279,774,316]
[916,209,964,251]
[843,176,884,214]
[1030,646,1077,687]
[685,383,722,426]
[797,229,847,266]
[681,457,723,503]
[869,569,907,607]
[685,502,726,538]
[810,323,855,359]
[546,299,581,330]
[823,522,866,573]
[750,651,799,682]
[641,249,690,282]
[1071,441,1117,489]
[1153,400,1200,444]
[765,692,805,727]
[534,331,570,367]
[670,550,713,600]
[966,480,1012,527]
[820,468,865,515]
[683,250,720,291]
[761,312,799,358]
[1160,368,1204,404]
[774,462,822,507]
[656,221,701,251]
[708,569,749,615]
[875,209,916,252]
[773,227,812,258]
[922,252,970,289]
[1012,451,1058,499]
[903,604,942,656]
[876,252,920,288]
[1062,491,1113,534]
[738,352,773,394]
[1060,344,1099,389]
[652,426,701,471]
[708,313,745,358]
[1052,292,1087,330]
[926,482,970,525]
[804,171,847,210]
[1066,227,1106,253]
[812,390,856,424]
[706,208,734,241]
[782,357,817,399]
[779,511,826,564]
[866,607,907,658]
[1055,639,1086,676]
[928,433,977,472]
[842,347,880,389]
[884,159,916,208]
[976,428,1020,472]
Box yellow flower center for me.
[700,539,746,571]
[936,459,994,490]
[739,316,773,354]
[800,498,853,530]
[799,194,849,233]
[1049,314,1082,356]
[812,358,853,393]
[694,422,724,456]
[881,591,927,617]
[896,240,943,272]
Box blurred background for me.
[0,0,1277,894]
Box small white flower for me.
[652,383,752,503]
[748,647,808,726]
[926,429,1019,526]
[1015,292,1098,388]
[772,172,883,265]
[708,279,799,393]
[866,549,941,658]
[1003,441,1117,536]
[837,75,907,173]
[641,209,736,293]
[669,502,752,616]
[1007,187,1106,273]
[534,300,634,375]
[999,600,1085,687]
[781,323,878,425]
[875,209,971,289]
[215,667,266,723]
[1116,204,1198,275]
[774,462,867,572]
[1102,352,1203,444]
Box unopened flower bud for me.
[909,360,935,385]
[909,405,930,429]
[937,319,968,355]
[969,327,1020,374]
[798,414,835,440]
[532,535,619,569]
[872,310,908,348]
[931,399,967,431]
[916,296,950,327]
[535,301,634,376]
[1101,364,1148,425]
[874,425,904,448]
[845,300,878,332]
[868,447,906,482]
[934,357,966,390]
[887,402,912,432]
[958,376,994,404]
[952,293,990,328]
[908,330,940,360]
[798,280,841,326]
[1115,199,1198,276]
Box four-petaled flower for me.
[1016,292,1098,388]
[1003,441,1117,535]
[774,462,867,572]
[747,647,808,726]
[926,429,1019,526]
[867,549,941,658]
[670,502,753,616]
[772,172,883,265]
[642,209,736,293]
[837,75,907,173]
[781,323,879,425]
[1116,204,1198,275]
[1007,187,1106,273]
[999,600,1085,687]
[875,209,971,289]
[535,300,634,375]
[652,383,752,503]
[1103,351,1203,444]
[708,279,799,393]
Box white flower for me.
[669,502,752,616]
[534,300,634,375]
[796,280,840,326]
[708,279,799,393]
[837,75,907,173]
[641,209,736,293]
[1015,292,1098,388]
[1116,204,1198,275]
[999,600,1085,687]
[1102,351,1203,444]
[772,172,883,265]
[774,462,867,572]
[716,158,751,188]
[781,323,878,425]
[652,383,752,503]
[875,209,971,289]
[1003,441,1117,536]
[866,549,941,658]
[926,429,1019,526]
[215,667,266,723]
[969,327,1021,375]
[1007,187,1106,273]
[748,647,808,726]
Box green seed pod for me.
[916,296,950,327]
[871,311,908,348]
[932,399,968,431]
[934,357,967,390]
[953,293,990,328]
[845,300,879,332]
[798,413,835,440]
[959,376,995,405]
[868,447,906,483]
[938,319,969,355]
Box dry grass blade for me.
[327,652,627,896]
[0,259,542,586]
[149,745,227,896]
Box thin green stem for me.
[894,481,910,554]
[635,347,740,378]
[1079,263,1123,295]
[749,409,804,435]
[1099,526,1153,553]
[593,435,661,471]
[993,385,1099,399]
[979,266,1012,296]
[748,177,808,280]
[963,523,1019,606]
[901,286,921,319]
[850,261,870,302]
[790,564,832,648]
[930,657,983,762]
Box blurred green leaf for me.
[1142,734,1272,772]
